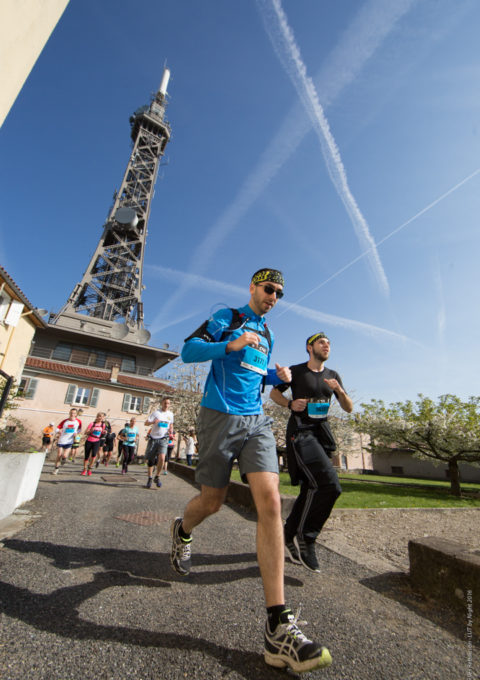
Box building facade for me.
[0,266,47,384]
[18,323,176,454]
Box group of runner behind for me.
[46,401,177,481]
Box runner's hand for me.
[275,364,291,383]
[290,398,307,412]
[226,331,260,353]
[324,378,343,394]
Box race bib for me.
[240,344,268,375]
[92,428,102,438]
[65,426,75,433]
[307,401,330,419]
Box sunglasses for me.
[257,283,284,299]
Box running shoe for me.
[81,470,86,476]
[170,517,192,575]
[155,476,162,488]
[52,467,59,475]
[285,532,301,565]
[145,478,152,489]
[163,471,168,475]
[87,469,92,476]
[293,536,321,573]
[95,460,100,468]
[264,609,332,672]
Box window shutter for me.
[24,378,38,399]
[65,384,76,404]
[142,396,151,414]
[122,393,131,411]
[90,388,100,408]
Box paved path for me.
[0,460,477,680]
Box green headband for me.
[307,332,329,345]
[251,268,284,287]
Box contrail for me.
[152,0,415,327]
[277,167,480,313]
[256,0,389,296]
[146,264,410,342]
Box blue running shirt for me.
[181,304,282,415]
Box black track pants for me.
[284,432,342,544]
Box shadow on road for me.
[1,539,305,678]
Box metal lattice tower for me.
[51,69,172,344]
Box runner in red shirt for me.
[53,408,82,475]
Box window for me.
[122,393,143,412]
[391,466,404,475]
[18,377,38,399]
[64,383,95,406]
[53,343,72,361]
[89,350,106,368]
[0,292,12,322]
[51,342,136,373]
[70,348,90,365]
[121,356,136,373]
[73,387,91,406]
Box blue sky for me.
[1,0,479,406]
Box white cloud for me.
[285,167,480,306]
[155,0,415,323]
[256,0,389,296]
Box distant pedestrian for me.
[101,426,116,466]
[115,423,129,467]
[96,416,110,467]
[164,431,176,474]
[53,408,82,474]
[144,397,174,488]
[183,428,196,466]
[71,433,82,462]
[81,413,107,477]
[41,422,55,453]
[118,417,139,475]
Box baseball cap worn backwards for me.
[251,268,284,287]
[306,332,329,346]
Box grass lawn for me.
[229,470,480,509]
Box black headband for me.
[251,268,284,287]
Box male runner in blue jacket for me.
[170,269,332,673]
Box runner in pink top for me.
[81,413,106,477]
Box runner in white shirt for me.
[144,397,174,488]
[53,408,82,475]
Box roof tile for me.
[25,357,172,393]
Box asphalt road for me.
[0,460,477,680]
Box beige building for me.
[1,0,69,127]
[18,323,177,455]
[0,266,47,385]
[331,431,372,472]
[371,448,480,483]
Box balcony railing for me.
[29,346,153,377]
